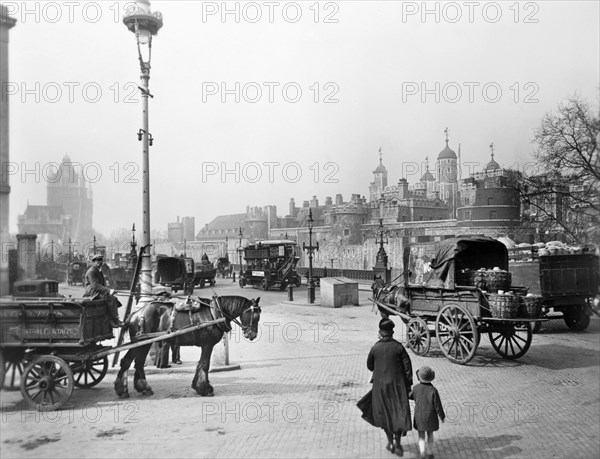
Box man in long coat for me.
[84,254,124,328]
[366,318,413,456]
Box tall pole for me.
[140,63,152,296]
[238,227,243,276]
[303,209,319,304]
[123,0,163,298]
[68,237,72,284]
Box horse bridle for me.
[212,295,261,333]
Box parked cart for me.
[0,298,224,411]
[509,247,599,332]
[372,236,546,365]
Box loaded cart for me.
[537,253,598,331]
[509,248,599,332]
[0,298,224,411]
[372,236,547,365]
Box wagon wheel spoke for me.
[512,334,528,344]
[73,357,108,389]
[509,337,522,354]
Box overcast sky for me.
[5,0,599,238]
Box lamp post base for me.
[308,282,315,304]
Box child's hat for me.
[379,318,395,332]
[417,366,435,383]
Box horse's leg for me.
[194,345,214,396]
[157,340,171,368]
[114,349,137,399]
[133,344,154,396]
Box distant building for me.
[167,216,196,245]
[197,131,537,269]
[17,156,94,243]
[457,145,522,228]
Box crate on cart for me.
[0,300,113,346]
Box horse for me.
[371,275,410,319]
[114,295,261,398]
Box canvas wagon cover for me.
[425,236,509,289]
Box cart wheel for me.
[21,355,74,411]
[564,306,590,331]
[1,349,26,391]
[200,279,205,289]
[261,279,269,291]
[71,356,108,389]
[406,317,431,356]
[531,321,542,334]
[435,304,479,365]
[488,322,532,360]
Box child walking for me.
[410,366,445,459]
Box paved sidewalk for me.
[1,282,599,458]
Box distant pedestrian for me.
[410,366,445,459]
[357,318,413,456]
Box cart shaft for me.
[91,318,226,360]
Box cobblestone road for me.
[1,281,599,458]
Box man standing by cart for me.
[84,254,124,328]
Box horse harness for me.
[169,295,260,334]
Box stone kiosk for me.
[320,277,359,308]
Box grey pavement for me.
[1,280,599,458]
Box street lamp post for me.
[238,227,243,277]
[302,209,319,304]
[67,237,72,284]
[123,0,163,298]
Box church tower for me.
[369,148,388,201]
[436,128,458,218]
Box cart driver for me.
[84,254,124,328]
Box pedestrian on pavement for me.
[358,318,413,456]
[410,366,445,459]
[83,254,124,328]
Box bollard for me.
[288,284,294,301]
[232,272,236,283]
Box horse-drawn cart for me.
[372,236,547,365]
[0,298,224,411]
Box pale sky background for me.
[5,0,600,238]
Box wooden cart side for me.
[0,300,113,347]
[405,285,487,319]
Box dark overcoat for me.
[412,382,445,432]
[365,337,413,432]
[84,265,111,299]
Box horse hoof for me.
[118,392,130,399]
[142,388,154,396]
